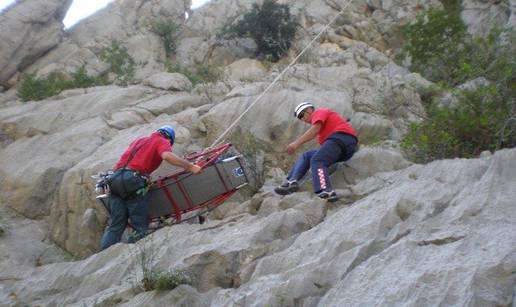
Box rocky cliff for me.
[0,0,515,306]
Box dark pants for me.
[100,193,149,250]
[287,133,357,193]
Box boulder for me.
[225,58,266,82]
[0,0,73,87]
[24,0,190,84]
[462,0,516,37]
[1,148,514,306]
[143,72,193,91]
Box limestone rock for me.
[0,85,202,223]
[175,37,211,67]
[462,0,516,37]
[184,0,256,37]
[1,1,514,305]
[225,58,266,82]
[333,146,412,186]
[0,0,73,87]
[1,149,514,306]
[143,72,193,91]
[0,207,67,278]
[24,0,190,84]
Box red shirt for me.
[310,108,357,144]
[114,132,171,174]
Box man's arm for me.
[161,151,202,174]
[287,123,322,154]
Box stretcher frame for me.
[146,143,248,226]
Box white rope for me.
[210,0,354,148]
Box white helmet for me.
[294,101,314,119]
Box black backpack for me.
[107,137,150,200]
[108,169,147,200]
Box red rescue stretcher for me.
[146,143,248,227]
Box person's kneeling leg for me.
[275,150,316,195]
[310,141,342,202]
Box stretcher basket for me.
[146,143,248,227]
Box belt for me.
[116,168,150,180]
[334,132,358,141]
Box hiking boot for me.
[274,180,299,195]
[317,190,339,202]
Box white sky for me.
[0,0,211,28]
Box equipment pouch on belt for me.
[108,169,148,200]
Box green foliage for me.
[142,269,192,291]
[440,0,462,15]
[131,235,191,292]
[18,67,106,102]
[151,20,179,56]
[219,0,297,61]
[399,9,515,88]
[229,129,265,191]
[466,29,516,99]
[100,41,135,86]
[18,74,58,102]
[398,8,516,162]
[398,8,467,85]
[167,62,223,85]
[71,67,103,88]
[401,86,515,163]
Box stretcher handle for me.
[153,143,232,185]
[185,143,232,168]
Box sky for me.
[0,0,211,28]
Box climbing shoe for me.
[274,180,299,195]
[317,190,339,202]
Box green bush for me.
[151,20,179,57]
[219,0,297,61]
[167,62,223,85]
[132,237,191,292]
[398,8,468,85]
[401,86,515,163]
[142,269,192,291]
[465,29,516,99]
[18,67,106,102]
[71,67,104,88]
[398,8,515,162]
[229,129,265,191]
[100,41,135,86]
[18,74,58,101]
[399,9,515,88]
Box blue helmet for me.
[157,125,175,145]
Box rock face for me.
[201,42,425,160]
[177,0,443,67]
[0,0,73,87]
[1,149,514,306]
[0,0,514,305]
[0,84,210,255]
[143,72,193,91]
[19,0,191,84]
[462,0,516,36]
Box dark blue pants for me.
[100,193,149,250]
[287,133,357,193]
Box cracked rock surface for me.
[1,149,515,306]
